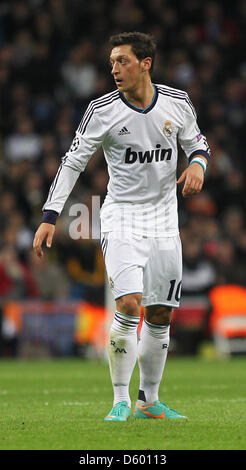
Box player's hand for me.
[177,162,204,198]
[33,223,55,258]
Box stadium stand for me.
[0,0,246,356]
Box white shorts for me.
[101,233,182,308]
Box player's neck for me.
[124,79,155,110]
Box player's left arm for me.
[177,95,210,198]
[177,154,207,198]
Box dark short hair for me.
[109,32,156,73]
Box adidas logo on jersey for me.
[125,146,172,164]
[118,126,131,135]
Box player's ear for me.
[141,57,152,72]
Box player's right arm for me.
[33,105,104,258]
[33,222,55,258]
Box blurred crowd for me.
[0,0,246,307]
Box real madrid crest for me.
[163,121,173,137]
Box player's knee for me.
[116,293,142,316]
[145,305,173,326]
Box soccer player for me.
[33,32,210,421]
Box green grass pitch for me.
[0,356,245,450]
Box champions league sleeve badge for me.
[163,121,173,137]
[69,136,80,152]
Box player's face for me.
[110,45,147,92]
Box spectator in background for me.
[33,92,56,133]
[25,41,58,94]
[65,239,105,305]
[222,206,245,241]
[3,212,33,254]
[0,192,18,233]
[61,41,98,100]
[27,249,71,300]
[11,29,34,73]
[21,170,45,226]
[4,117,42,162]
[0,245,29,299]
[215,238,246,286]
[181,233,216,298]
[172,230,216,355]
[55,113,74,156]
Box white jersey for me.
[43,84,210,237]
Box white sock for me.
[108,311,140,407]
[137,319,170,405]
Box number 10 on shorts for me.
[167,279,182,302]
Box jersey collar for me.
[119,84,158,114]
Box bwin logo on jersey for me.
[125,146,172,164]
